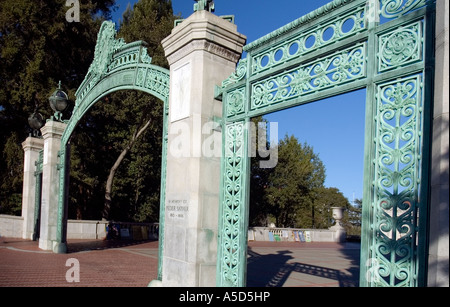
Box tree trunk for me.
[102,119,152,220]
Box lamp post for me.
[48,81,69,122]
[28,110,44,137]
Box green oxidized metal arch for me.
[216,0,435,287]
[55,21,169,280]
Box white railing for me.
[248,226,346,243]
[0,215,23,238]
[0,215,158,241]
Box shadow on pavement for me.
[247,243,360,287]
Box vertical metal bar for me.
[240,118,251,287]
[216,120,227,286]
[157,97,169,281]
[417,3,436,286]
[216,120,249,286]
[55,142,70,253]
[360,0,379,287]
[32,150,43,241]
[53,140,70,254]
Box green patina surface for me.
[216,0,435,287]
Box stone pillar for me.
[21,137,44,240]
[160,10,246,286]
[38,120,67,251]
[428,0,449,287]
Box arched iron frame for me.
[216,0,436,287]
[54,21,170,281]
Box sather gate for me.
[215,0,437,287]
[26,0,444,288]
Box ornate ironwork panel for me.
[251,43,366,111]
[380,0,429,19]
[217,121,249,287]
[250,5,367,76]
[366,74,425,286]
[378,20,424,72]
[217,0,435,287]
[224,87,246,117]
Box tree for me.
[310,186,350,229]
[86,0,175,221]
[346,198,362,236]
[0,132,23,215]
[263,135,326,228]
[0,0,115,214]
[101,0,175,221]
[62,0,176,222]
[249,117,273,226]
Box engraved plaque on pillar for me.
[171,62,191,122]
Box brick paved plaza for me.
[0,237,360,287]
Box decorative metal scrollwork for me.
[90,21,125,77]
[135,67,170,100]
[380,0,429,19]
[222,59,247,88]
[250,5,366,75]
[251,43,366,110]
[217,0,434,288]
[225,87,246,117]
[369,74,424,286]
[218,122,247,287]
[378,20,423,72]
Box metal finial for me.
[194,0,215,13]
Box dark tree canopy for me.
[0,0,115,213]
[0,0,176,222]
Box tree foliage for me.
[310,186,350,229]
[0,0,114,213]
[250,132,357,233]
[266,135,326,228]
[0,0,176,223]
[68,0,175,222]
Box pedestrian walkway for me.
[247,241,360,287]
[0,237,360,287]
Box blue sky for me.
[111,0,366,204]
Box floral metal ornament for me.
[217,121,248,287]
[380,0,429,18]
[378,20,423,72]
[251,44,366,110]
[368,74,425,286]
[90,22,125,77]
